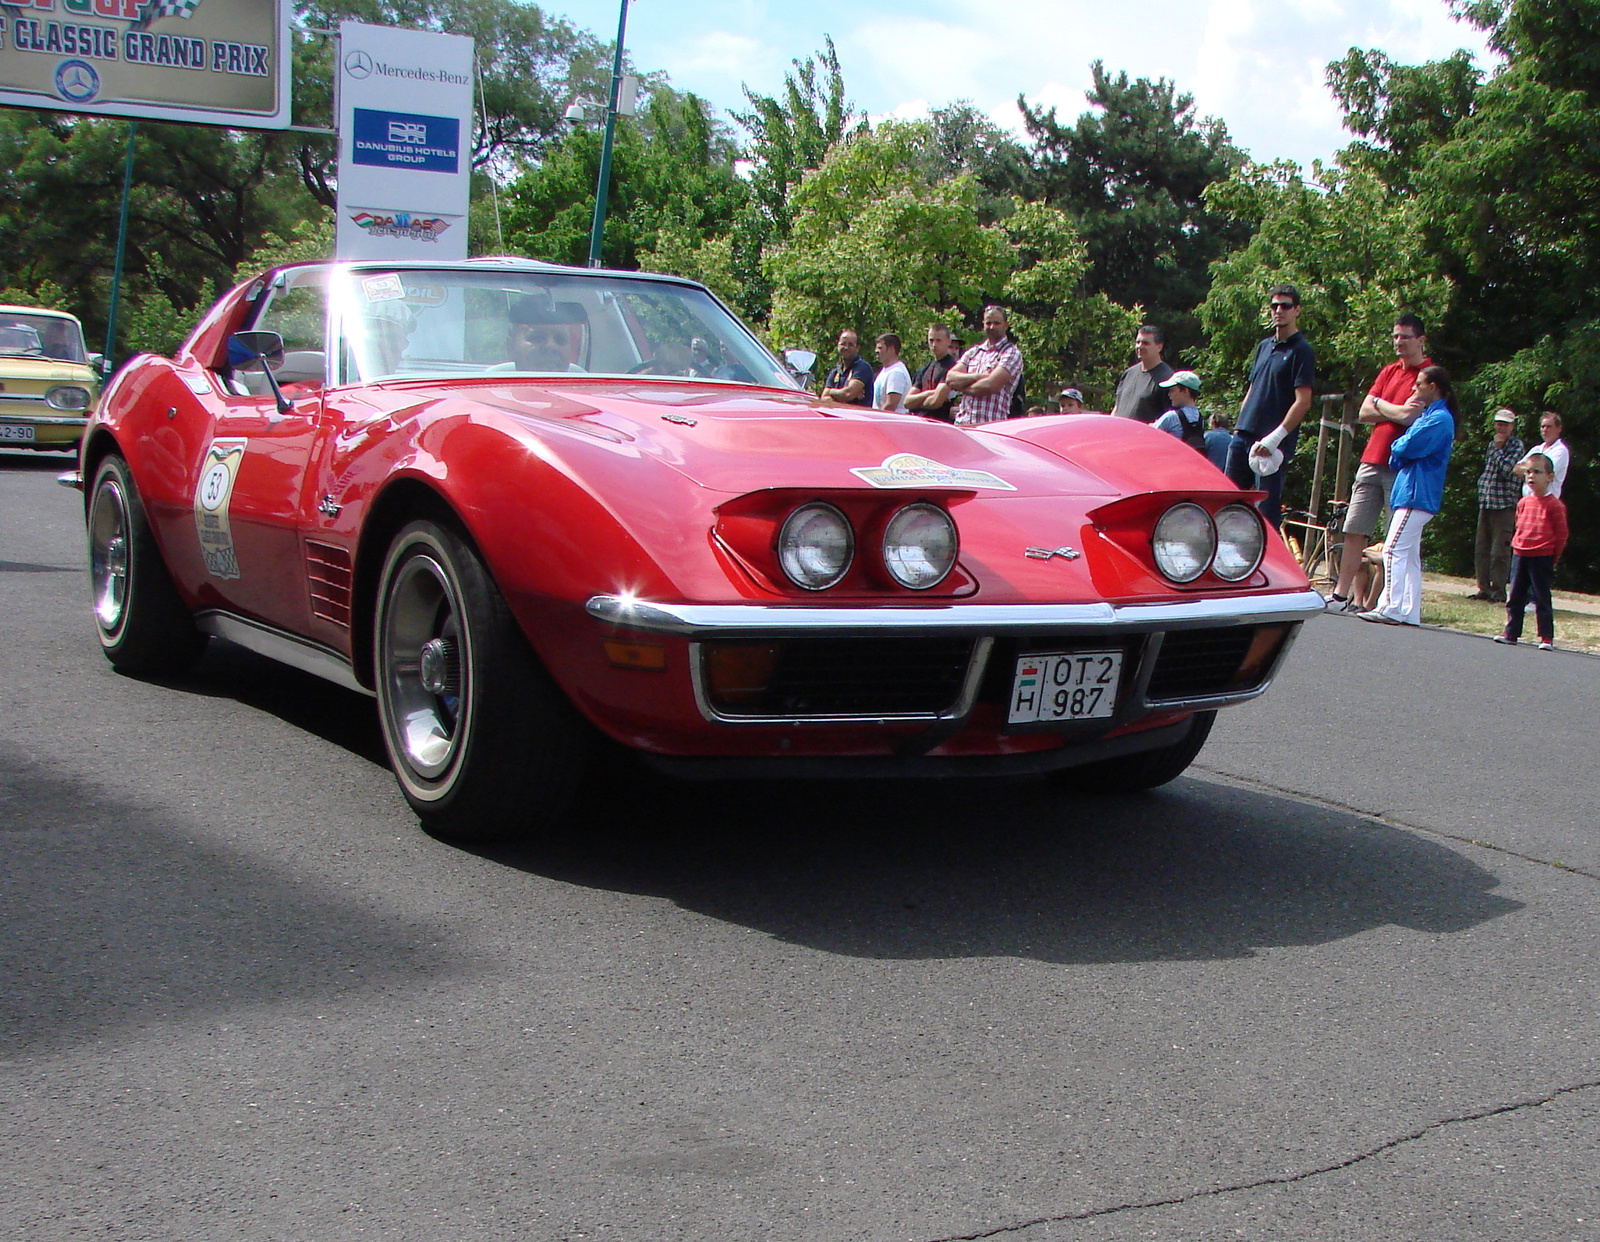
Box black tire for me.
[1052,710,1216,794]
[87,454,206,675]
[373,518,588,842]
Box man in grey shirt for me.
[1111,323,1174,423]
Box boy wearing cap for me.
[1470,409,1526,602]
[1057,387,1086,414]
[1153,371,1207,452]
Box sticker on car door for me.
[194,438,248,579]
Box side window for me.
[245,272,329,393]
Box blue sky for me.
[540,0,1495,169]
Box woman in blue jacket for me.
[1360,365,1457,625]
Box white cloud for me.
[545,0,1498,169]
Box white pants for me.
[1374,506,1433,625]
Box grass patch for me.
[1422,591,1600,654]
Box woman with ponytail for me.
[1359,364,1458,626]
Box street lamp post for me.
[586,0,631,268]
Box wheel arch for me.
[350,476,465,690]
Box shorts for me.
[1341,463,1395,537]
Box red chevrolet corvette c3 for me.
[75,258,1321,840]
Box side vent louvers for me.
[306,540,353,628]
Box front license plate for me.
[0,424,35,442]
[1008,650,1122,724]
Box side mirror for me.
[228,331,286,372]
[89,352,108,378]
[784,348,817,389]
[227,331,292,413]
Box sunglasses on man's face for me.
[1269,302,1296,311]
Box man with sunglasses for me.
[1226,284,1315,528]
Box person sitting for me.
[503,296,585,372]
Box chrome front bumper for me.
[586,589,1326,637]
[588,589,1325,727]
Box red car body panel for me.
[83,260,1321,771]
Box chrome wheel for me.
[372,518,590,841]
[89,471,131,637]
[380,550,468,782]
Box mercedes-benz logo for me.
[343,50,373,79]
[55,59,101,104]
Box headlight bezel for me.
[45,385,92,412]
[880,501,959,590]
[1150,501,1217,584]
[1211,503,1266,582]
[776,501,855,591]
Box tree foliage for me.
[501,89,745,270]
[1020,63,1246,360]
[765,121,1135,397]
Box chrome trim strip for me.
[0,409,89,423]
[586,589,1325,637]
[686,636,995,726]
[196,611,372,696]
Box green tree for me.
[1020,63,1247,359]
[765,121,1135,397]
[1197,160,1451,401]
[730,37,865,320]
[501,88,746,270]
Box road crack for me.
[920,1080,1600,1241]
[1193,765,1600,882]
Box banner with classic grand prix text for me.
[0,0,290,129]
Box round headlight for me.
[778,503,853,590]
[882,502,958,589]
[1212,503,1265,581]
[1152,502,1215,583]
[46,385,91,411]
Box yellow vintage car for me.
[0,305,100,451]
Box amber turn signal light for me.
[604,640,667,671]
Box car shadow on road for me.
[480,765,1523,966]
[0,448,76,473]
[0,756,461,1062]
[130,647,1524,970]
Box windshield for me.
[331,267,796,389]
[0,313,87,363]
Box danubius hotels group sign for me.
[0,0,290,129]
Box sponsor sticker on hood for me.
[850,453,1015,491]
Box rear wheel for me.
[1052,711,1216,794]
[374,519,587,842]
[87,454,206,675]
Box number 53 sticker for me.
[193,438,248,580]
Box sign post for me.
[335,21,474,261]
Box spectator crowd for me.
[813,286,1576,647]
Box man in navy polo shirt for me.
[821,329,875,405]
[1225,284,1316,528]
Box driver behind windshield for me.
[506,296,584,372]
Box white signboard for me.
[0,0,290,129]
[335,21,474,261]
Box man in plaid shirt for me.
[947,305,1023,426]
[1469,408,1525,602]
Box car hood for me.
[0,357,97,385]
[423,379,1121,500]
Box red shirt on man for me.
[1361,357,1432,466]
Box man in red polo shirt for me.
[1325,313,1432,612]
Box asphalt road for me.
[2,447,1595,1242]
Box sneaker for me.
[1356,610,1401,625]
[1489,593,1507,604]
[1465,590,1491,601]
[1493,634,1517,645]
[1324,595,1357,614]
[1538,641,1554,651]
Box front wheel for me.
[87,454,206,675]
[1051,711,1216,794]
[374,519,587,842]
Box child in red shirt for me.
[1494,452,1569,650]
